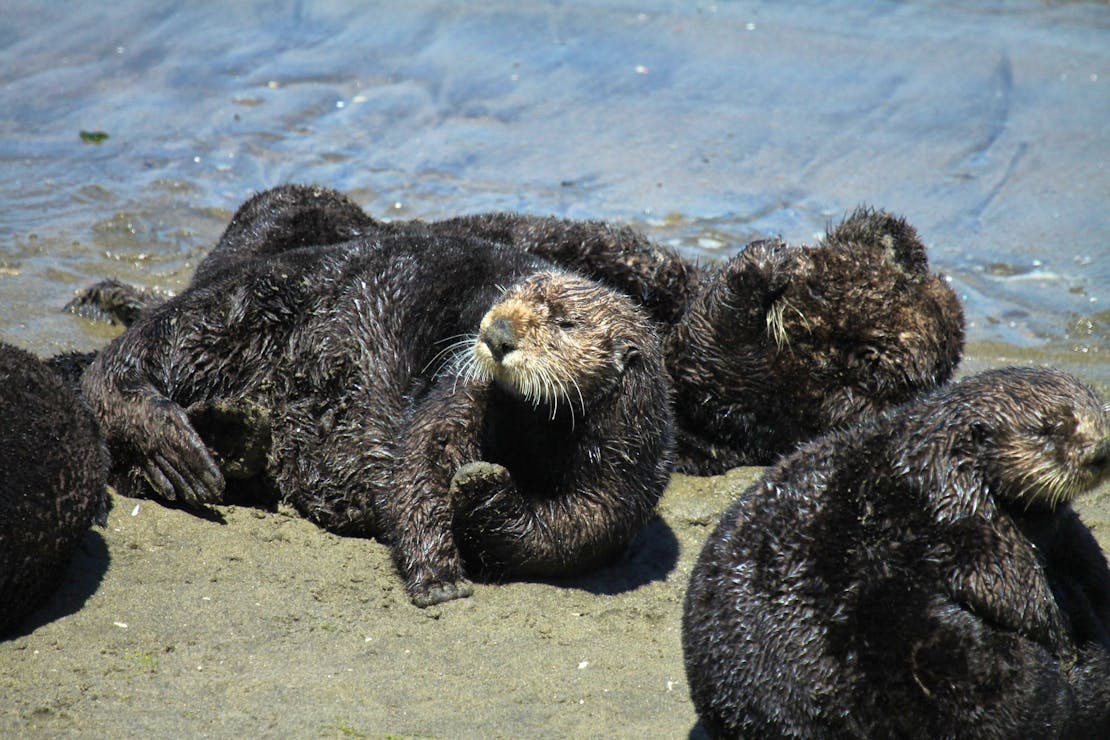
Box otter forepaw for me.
[450,461,512,505]
[139,400,225,506]
[409,579,474,608]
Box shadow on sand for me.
[10,528,111,639]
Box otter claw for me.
[139,401,225,506]
[410,580,474,607]
[144,450,223,506]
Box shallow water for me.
[1,0,1107,387]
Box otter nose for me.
[482,318,517,362]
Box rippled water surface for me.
[1,0,1107,385]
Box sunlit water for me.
[1,0,1107,388]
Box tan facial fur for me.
[465,272,646,414]
[996,399,1110,509]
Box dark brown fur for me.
[70,186,963,473]
[682,367,1110,738]
[82,234,673,606]
[666,211,964,472]
[1,343,110,636]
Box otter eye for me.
[557,319,577,331]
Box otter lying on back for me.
[682,367,1110,738]
[71,186,963,472]
[82,233,673,606]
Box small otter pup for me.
[83,234,673,606]
[665,209,964,472]
[682,367,1110,738]
[1,342,109,636]
[71,187,962,472]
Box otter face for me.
[469,272,648,413]
[751,230,964,422]
[963,368,1110,509]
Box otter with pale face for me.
[682,367,1110,738]
[83,234,673,606]
[434,271,674,583]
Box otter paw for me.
[450,461,511,503]
[410,580,474,608]
[140,400,225,507]
[64,278,158,327]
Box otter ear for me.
[827,207,928,276]
[615,344,641,374]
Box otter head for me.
[951,368,1110,510]
[722,208,964,428]
[471,271,653,413]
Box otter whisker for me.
[766,301,788,349]
[556,375,576,430]
[425,333,479,377]
[766,298,811,350]
[454,342,489,394]
[569,375,586,418]
[540,365,559,414]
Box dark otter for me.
[664,210,964,472]
[82,234,673,606]
[682,367,1110,738]
[70,186,962,472]
[1,342,110,637]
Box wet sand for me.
[3,448,1108,738]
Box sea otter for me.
[0,342,110,636]
[663,211,964,472]
[82,233,673,606]
[69,185,963,472]
[682,367,1110,738]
